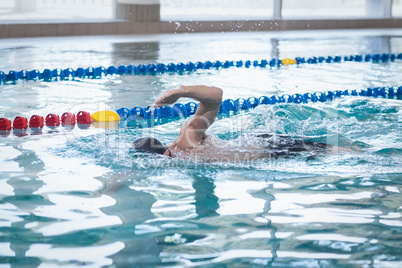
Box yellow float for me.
[91,110,121,122]
[282,58,297,65]
[90,110,121,128]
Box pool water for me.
[0,30,402,267]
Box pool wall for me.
[1,0,402,38]
[1,17,402,39]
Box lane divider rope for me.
[117,86,402,122]
[1,53,401,83]
[1,86,401,136]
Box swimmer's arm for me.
[152,85,223,145]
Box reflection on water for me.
[101,173,161,266]
[0,31,402,266]
[2,147,46,267]
[2,96,401,266]
[112,42,160,63]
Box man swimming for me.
[133,85,342,162]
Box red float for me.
[77,111,91,124]
[29,115,44,128]
[0,118,12,131]
[61,112,76,125]
[13,116,28,129]
[45,114,60,127]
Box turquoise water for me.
[0,30,402,267]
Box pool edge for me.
[1,18,402,39]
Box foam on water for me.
[53,96,402,178]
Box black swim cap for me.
[133,137,169,155]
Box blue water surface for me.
[0,30,401,267]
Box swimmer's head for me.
[133,137,172,157]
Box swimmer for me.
[133,85,353,162]
[133,85,222,160]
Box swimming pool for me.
[1,29,402,267]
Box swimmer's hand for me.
[151,85,222,109]
[151,88,181,108]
